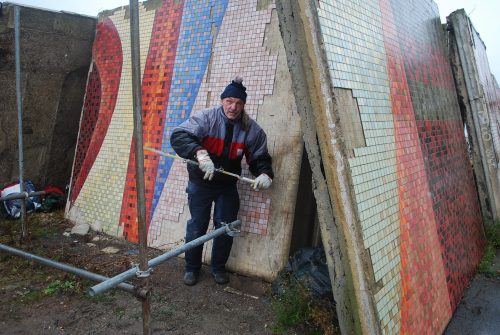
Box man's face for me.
[221,97,245,120]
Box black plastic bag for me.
[284,247,333,300]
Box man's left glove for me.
[252,173,272,190]
[196,149,215,181]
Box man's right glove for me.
[252,173,272,190]
[196,149,215,181]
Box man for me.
[170,77,274,285]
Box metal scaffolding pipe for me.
[14,5,27,238]
[129,0,150,333]
[0,191,46,202]
[0,243,147,297]
[89,220,241,296]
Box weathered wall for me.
[448,10,500,222]
[278,0,487,333]
[66,0,302,281]
[0,4,96,189]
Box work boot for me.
[212,272,229,285]
[183,271,198,286]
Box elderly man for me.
[170,77,274,285]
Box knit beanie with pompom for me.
[220,76,247,103]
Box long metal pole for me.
[128,1,150,334]
[89,220,241,296]
[0,243,146,297]
[14,6,27,239]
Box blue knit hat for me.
[220,76,247,103]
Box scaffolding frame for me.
[0,4,242,334]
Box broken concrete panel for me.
[275,2,359,334]
[279,0,486,334]
[448,10,500,223]
[66,0,303,282]
[0,4,96,189]
[447,14,493,222]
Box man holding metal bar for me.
[170,77,274,286]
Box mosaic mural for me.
[67,0,301,279]
[68,0,489,331]
[317,0,484,333]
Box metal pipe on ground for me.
[0,191,46,202]
[89,219,241,296]
[0,243,147,298]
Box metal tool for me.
[145,147,255,185]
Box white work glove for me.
[252,173,272,190]
[196,149,215,181]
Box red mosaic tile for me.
[379,0,452,333]
[69,18,122,205]
[120,0,185,243]
[417,119,485,310]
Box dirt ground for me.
[0,211,316,335]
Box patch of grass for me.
[478,221,500,278]
[478,244,497,276]
[485,221,500,248]
[270,274,338,335]
[43,279,78,295]
[43,276,88,296]
[271,282,310,333]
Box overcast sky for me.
[9,0,500,81]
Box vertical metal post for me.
[129,1,151,334]
[14,6,27,239]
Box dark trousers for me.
[185,181,239,274]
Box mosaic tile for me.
[71,4,156,234]
[147,0,229,243]
[150,0,277,244]
[69,18,122,205]
[119,0,185,243]
[318,0,485,333]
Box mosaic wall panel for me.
[69,5,155,235]
[317,0,484,333]
[67,0,301,279]
[148,0,279,248]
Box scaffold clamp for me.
[223,221,241,237]
[134,264,152,278]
